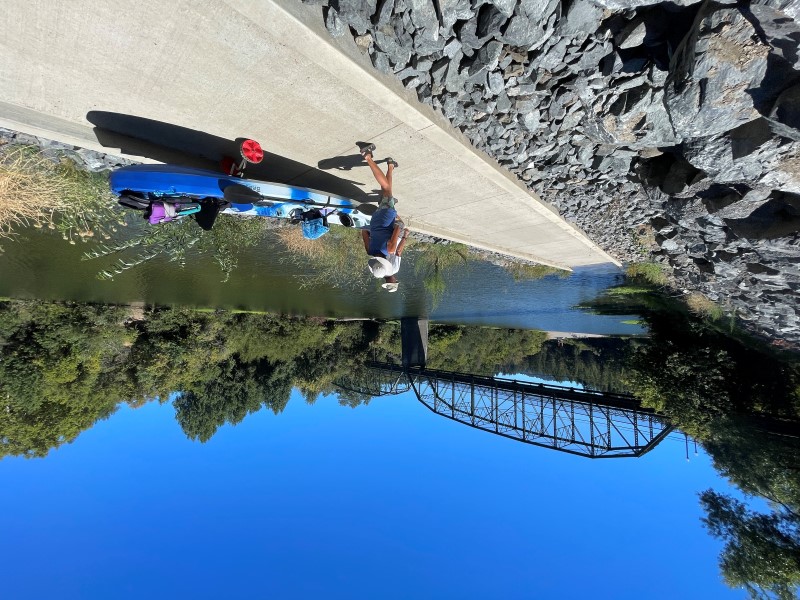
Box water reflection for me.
[0,299,798,597]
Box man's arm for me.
[361,229,371,253]
[395,228,410,256]
[387,224,403,254]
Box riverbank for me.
[0,126,556,273]
[318,0,800,346]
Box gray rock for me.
[756,0,800,21]
[615,18,647,49]
[374,30,412,67]
[559,1,604,37]
[665,3,800,139]
[476,5,508,38]
[329,0,377,35]
[496,91,512,112]
[324,6,347,37]
[439,0,475,30]
[501,15,542,47]
[409,0,440,48]
[577,40,611,71]
[518,0,560,20]
[414,31,447,55]
[490,0,517,18]
[374,0,394,27]
[395,66,422,79]
[445,52,467,93]
[469,40,503,76]
[457,17,482,56]
[372,50,392,73]
[411,55,433,71]
[592,0,703,7]
[443,38,463,58]
[514,98,539,113]
[488,71,505,95]
[521,111,541,132]
[770,82,800,137]
[430,57,450,85]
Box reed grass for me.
[0,144,123,242]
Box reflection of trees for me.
[699,420,800,600]
[174,358,293,442]
[0,302,550,456]
[0,302,132,457]
[625,312,800,599]
[412,243,469,305]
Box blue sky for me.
[0,388,743,600]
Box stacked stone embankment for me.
[313,0,800,344]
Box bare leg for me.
[364,154,391,196]
[387,163,393,191]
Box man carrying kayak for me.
[358,142,410,293]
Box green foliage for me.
[502,262,568,282]
[620,309,800,598]
[174,358,292,442]
[412,243,470,304]
[426,325,547,375]
[624,315,800,438]
[85,213,269,282]
[626,261,669,286]
[524,337,641,393]
[0,301,132,457]
[700,490,800,600]
[0,300,560,456]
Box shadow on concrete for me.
[85,111,376,202]
[317,141,389,172]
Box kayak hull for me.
[110,164,372,228]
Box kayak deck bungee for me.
[110,164,372,228]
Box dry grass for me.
[274,226,330,260]
[685,292,725,321]
[0,145,123,243]
[275,225,372,289]
[0,146,68,237]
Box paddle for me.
[223,184,263,204]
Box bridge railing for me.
[334,362,673,459]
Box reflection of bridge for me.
[336,362,673,459]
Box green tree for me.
[0,301,134,457]
[700,490,800,600]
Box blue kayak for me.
[110,164,372,228]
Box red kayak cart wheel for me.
[221,138,264,177]
[240,139,263,164]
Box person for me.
[358,143,410,292]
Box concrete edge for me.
[232,0,621,267]
[0,103,160,164]
[409,222,574,270]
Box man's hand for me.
[396,228,410,256]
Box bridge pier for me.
[401,318,428,369]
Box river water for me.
[1,221,797,600]
[0,225,644,334]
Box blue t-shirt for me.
[368,207,396,257]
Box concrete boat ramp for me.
[0,0,617,270]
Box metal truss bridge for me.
[335,362,673,459]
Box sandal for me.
[357,142,376,159]
[386,157,399,168]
